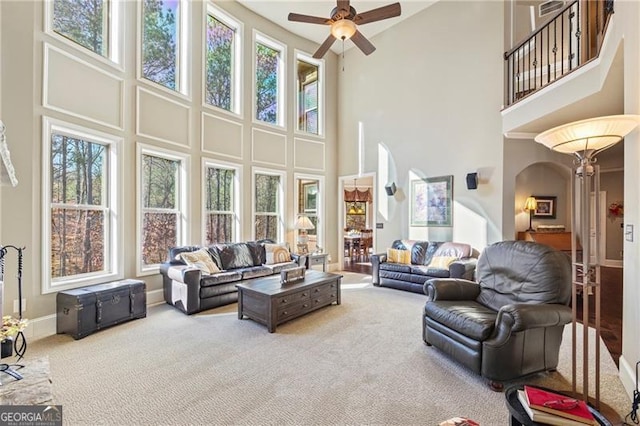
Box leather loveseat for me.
[422,240,572,390]
[160,240,305,314]
[371,240,478,294]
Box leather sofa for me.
[422,240,572,389]
[371,240,478,293]
[160,240,305,314]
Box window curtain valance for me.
[344,188,372,203]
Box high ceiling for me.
[236,1,437,54]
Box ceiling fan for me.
[288,0,402,59]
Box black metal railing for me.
[504,0,614,107]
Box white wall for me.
[0,1,339,320]
[338,1,505,252]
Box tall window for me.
[255,33,285,126]
[205,6,241,114]
[254,169,285,241]
[142,0,182,91]
[52,0,109,57]
[296,54,323,135]
[43,118,121,292]
[49,0,123,65]
[204,162,239,244]
[138,147,188,272]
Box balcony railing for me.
[504,0,614,107]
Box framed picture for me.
[410,179,429,226]
[533,195,557,219]
[411,175,454,227]
[303,183,318,212]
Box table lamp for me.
[294,215,315,254]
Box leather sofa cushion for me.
[380,262,412,274]
[240,266,272,280]
[210,243,255,270]
[200,271,242,287]
[391,240,431,265]
[409,265,450,278]
[433,242,472,259]
[380,270,429,284]
[167,245,202,265]
[424,300,497,341]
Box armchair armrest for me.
[424,278,481,301]
[448,257,477,280]
[485,303,572,347]
[370,252,387,286]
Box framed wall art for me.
[411,175,454,227]
[532,195,557,219]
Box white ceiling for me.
[236,0,436,54]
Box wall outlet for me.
[13,298,26,313]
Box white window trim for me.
[203,2,243,118]
[136,143,190,276]
[253,30,287,130]
[44,0,125,72]
[294,173,325,251]
[136,0,192,100]
[252,167,286,242]
[201,158,242,244]
[41,117,123,294]
[294,50,325,139]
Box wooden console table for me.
[517,231,580,255]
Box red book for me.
[524,386,597,425]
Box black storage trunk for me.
[56,279,146,340]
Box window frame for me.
[41,117,123,294]
[253,30,287,129]
[252,167,286,242]
[294,51,324,138]
[137,0,192,99]
[136,143,190,276]
[44,0,125,71]
[294,173,325,253]
[202,158,242,244]
[203,2,243,118]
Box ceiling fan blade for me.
[337,0,350,12]
[354,3,401,25]
[313,35,337,59]
[288,13,331,25]
[350,30,376,56]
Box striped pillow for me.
[387,248,412,265]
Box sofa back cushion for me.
[167,245,202,265]
[433,242,472,259]
[211,243,255,270]
[475,240,571,311]
[391,240,431,265]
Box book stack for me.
[517,386,598,426]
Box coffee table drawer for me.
[311,282,338,298]
[278,300,311,320]
[276,290,310,307]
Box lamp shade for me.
[331,19,356,40]
[294,215,315,230]
[524,196,537,211]
[534,115,640,154]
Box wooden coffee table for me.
[236,270,342,332]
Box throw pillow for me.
[178,249,220,274]
[428,256,458,270]
[264,243,292,265]
[387,248,411,265]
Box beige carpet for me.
[26,272,630,425]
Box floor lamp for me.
[535,115,640,409]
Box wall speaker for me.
[466,173,478,190]
[384,182,396,196]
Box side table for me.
[307,253,329,272]
[504,385,611,426]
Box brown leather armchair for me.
[422,240,572,390]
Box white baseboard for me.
[603,259,623,268]
[25,289,166,341]
[619,355,637,401]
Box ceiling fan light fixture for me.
[330,19,356,40]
